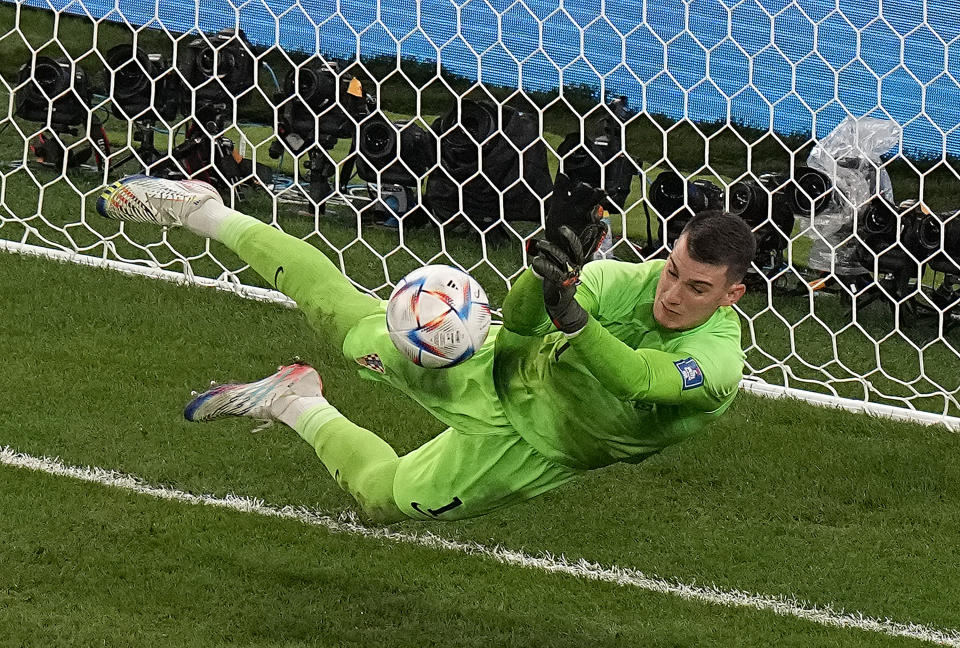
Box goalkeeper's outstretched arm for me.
[501,265,601,337]
[501,267,553,336]
[566,318,735,410]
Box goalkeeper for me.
[97,173,755,524]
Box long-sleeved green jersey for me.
[493,259,744,470]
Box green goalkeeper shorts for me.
[343,311,583,521]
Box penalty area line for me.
[2,445,959,647]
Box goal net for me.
[1,0,958,427]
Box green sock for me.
[295,403,405,524]
[217,210,259,246]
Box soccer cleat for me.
[184,362,323,426]
[97,174,223,226]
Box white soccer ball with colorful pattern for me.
[386,265,491,369]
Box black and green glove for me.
[532,226,589,336]
[531,172,608,261]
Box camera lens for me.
[863,198,897,235]
[919,215,942,252]
[793,167,831,214]
[460,101,495,142]
[728,181,756,218]
[198,48,215,76]
[285,64,337,111]
[302,69,335,107]
[34,59,65,97]
[106,46,150,100]
[361,120,395,158]
[649,170,684,211]
[117,61,146,90]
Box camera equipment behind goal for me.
[14,55,109,171]
[557,96,638,214]
[424,99,552,232]
[166,29,271,192]
[648,165,833,284]
[268,57,372,209]
[339,114,437,224]
[857,197,960,324]
[103,44,182,170]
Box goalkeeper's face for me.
[654,235,746,331]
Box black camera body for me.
[425,99,552,227]
[178,29,254,123]
[105,45,180,122]
[271,59,371,156]
[15,56,91,127]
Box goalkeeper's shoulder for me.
[674,311,745,400]
[581,256,666,282]
[578,257,665,300]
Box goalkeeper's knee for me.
[336,458,406,524]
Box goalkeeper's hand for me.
[532,226,589,336]
[533,172,608,261]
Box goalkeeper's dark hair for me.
[679,211,757,284]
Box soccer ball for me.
[386,265,491,369]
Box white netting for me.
[1,0,958,423]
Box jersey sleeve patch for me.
[674,357,704,390]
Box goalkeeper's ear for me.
[719,281,747,307]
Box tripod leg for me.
[308,149,335,213]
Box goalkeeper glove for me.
[532,226,590,336]
[531,172,608,261]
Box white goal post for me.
[1,0,958,429]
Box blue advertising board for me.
[9,0,960,158]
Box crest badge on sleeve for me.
[355,353,385,374]
[674,357,704,390]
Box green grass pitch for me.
[2,4,960,643]
[2,250,960,647]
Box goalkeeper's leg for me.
[185,362,406,524]
[185,360,582,523]
[97,175,381,349]
[279,399,579,524]
[209,208,382,349]
[289,400,406,524]
[289,402,581,523]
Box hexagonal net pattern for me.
[1,0,959,424]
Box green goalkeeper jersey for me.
[493,259,744,470]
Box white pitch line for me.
[2,446,959,647]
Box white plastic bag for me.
[803,116,902,274]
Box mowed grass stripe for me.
[3,446,958,648]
